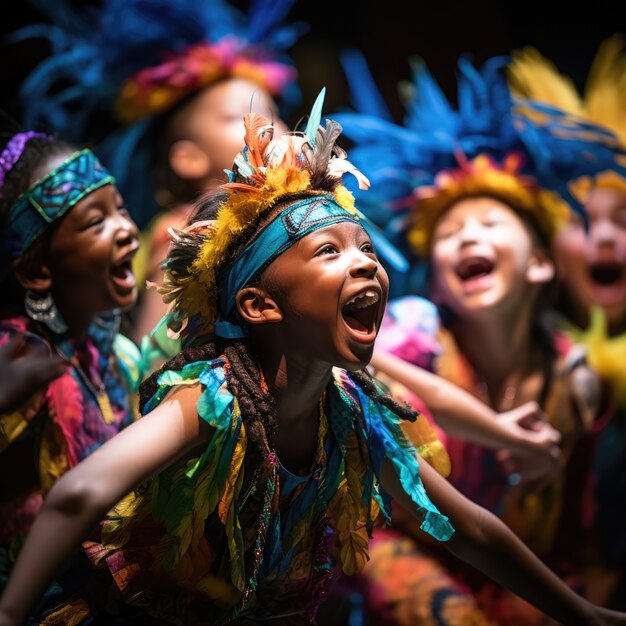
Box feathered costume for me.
[508,36,626,575]
[328,52,626,625]
[41,93,453,625]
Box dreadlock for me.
[349,369,419,423]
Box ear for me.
[526,248,555,284]
[169,139,211,180]
[12,258,52,292]
[236,286,283,326]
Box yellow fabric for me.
[564,306,626,409]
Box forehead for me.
[586,187,626,216]
[29,150,75,187]
[440,196,520,222]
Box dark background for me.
[1,0,624,131]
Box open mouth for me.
[455,256,495,282]
[589,262,624,286]
[110,260,136,293]
[341,290,380,338]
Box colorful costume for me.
[0,315,140,598]
[328,53,626,624]
[44,358,451,625]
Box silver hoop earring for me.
[24,290,68,334]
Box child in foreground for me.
[0,95,625,625]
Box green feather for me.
[305,87,326,148]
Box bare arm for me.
[0,384,208,625]
[371,349,561,456]
[380,457,624,626]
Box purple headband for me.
[0,131,50,188]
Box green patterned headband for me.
[1,149,115,277]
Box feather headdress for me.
[508,35,626,199]
[158,89,370,338]
[333,52,626,265]
[14,0,304,227]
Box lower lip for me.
[110,266,137,295]
[590,281,626,306]
[342,316,378,344]
[460,273,494,294]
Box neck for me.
[450,301,539,403]
[257,346,332,426]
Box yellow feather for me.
[508,47,583,115]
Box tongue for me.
[111,265,136,289]
[343,314,368,333]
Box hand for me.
[494,402,563,486]
[0,335,68,414]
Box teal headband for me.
[217,195,361,328]
[1,149,115,277]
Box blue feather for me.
[305,87,326,148]
[339,48,393,122]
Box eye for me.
[85,215,104,229]
[317,244,338,256]
[361,242,376,255]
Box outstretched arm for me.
[380,457,624,626]
[371,350,561,481]
[0,384,208,626]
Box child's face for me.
[42,155,139,317]
[430,197,545,317]
[176,77,288,185]
[261,220,389,371]
[553,187,626,329]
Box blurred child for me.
[509,36,626,605]
[16,0,301,344]
[0,125,141,614]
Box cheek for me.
[553,228,587,262]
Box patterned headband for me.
[0,131,50,188]
[1,149,115,277]
[216,195,361,334]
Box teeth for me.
[345,290,379,309]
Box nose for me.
[590,218,617,249]
[115,212,139,247]
[350,249,378,278]
[459,219,482,247]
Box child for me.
[15,0,302,344]
[333,54,626,624]
[508,36,626,606]
[1,96,626,626]
[0,126,141,610]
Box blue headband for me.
[217,195,361,324]
[1,149,115,277]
